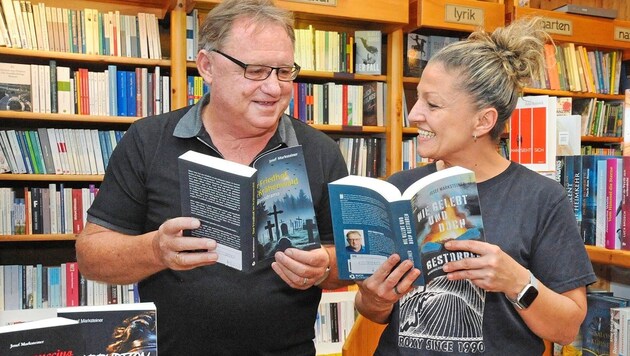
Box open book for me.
[178,145,320,271]
[328,166,484,286]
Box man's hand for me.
[272,246,330,290]
[153,217,219,270]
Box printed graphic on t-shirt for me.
[398,279,486,354]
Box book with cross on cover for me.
[178,145,321,271]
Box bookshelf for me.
[0,0,175,262]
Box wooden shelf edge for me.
[0,47,171,66]
[523,88,625,100]
[0,111,139,124]
[310,125,386,134]
[509,6,630,50]
[586,245,630,268]
[407,0,505,33]
[0,234,77,242]
[0,174,104,182]
[190,0,408,26]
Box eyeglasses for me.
[211,49,301,82]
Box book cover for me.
[0,62,31,112]
[581,294,630,355]
[354,30,381,75]
[404,32,429,77]
[57,302,157,356]
[328,166,484,287]
[553,4,617,19]
[509,95,557,173]
[556,114,581,156]
[0,317,84,355]
[178,145,321,271]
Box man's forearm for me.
[76,222,165,285]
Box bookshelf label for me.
[445,4,484,27]
[614,27,630,43]
[285,0,336,5]
[540,17,572,36]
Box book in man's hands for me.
[0,317,85,355]
[178,145,321,271]
[328,166,484,286]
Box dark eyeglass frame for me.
[211,49,301,82]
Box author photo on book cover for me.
[345,230,366,254]
[354,17,597,355]
[75,0,350,354]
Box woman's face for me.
[408,62,481,162]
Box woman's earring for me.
[473,134,477,142]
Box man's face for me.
[347,234,362,251]
[206,18,295,135]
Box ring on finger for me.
[393,285,401,295]
[302,277,308,286]
[175,252,182,265]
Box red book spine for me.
[72,188,84,233]
[65,262,79,307]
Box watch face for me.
[519,285,539,308]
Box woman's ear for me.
[474,108,498,137]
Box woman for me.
[354,17,597,355]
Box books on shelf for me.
[0,1,162,58]
[178,145,321,271]
[328,166,485,286]
[354,30,382,75]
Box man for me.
[345,230,366,254]
[75,0,349,354]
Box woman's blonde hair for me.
[430,17,549,140]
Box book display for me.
[0,1,409,355]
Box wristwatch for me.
[505,270,539,310]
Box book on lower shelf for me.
[178,145,321,272]
[328,166,485,287]
[0,317,84,355]
[57,302,157,356]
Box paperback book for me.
[328,166,485,286]
[0,317,85,355]
[178,145,321,271]
[0,62,32,112]
[404,32,429,77]
[354,30,382,75]
[57,302,157,356]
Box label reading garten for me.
[614,26,630,43]
[445,4,484,27]
[541,17,572,36]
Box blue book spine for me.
[16,131,34,174]
[117,71,127,116]
[98,131,109,169]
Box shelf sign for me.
[284,0,336,5]
[540,17,572,36]
[445,4,484,27]
[614,26,630,43]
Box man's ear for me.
[196,50,213,85]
